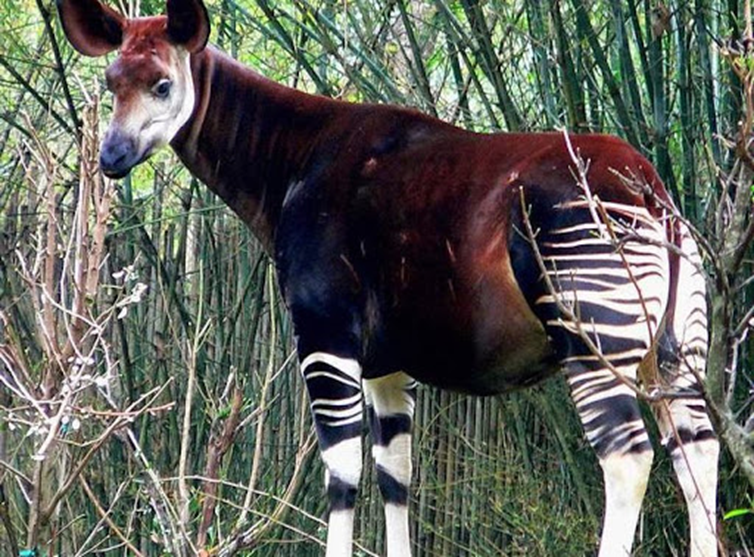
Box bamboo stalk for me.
[237,264,278,528]
[460,0,524,130]
[179,263,212,536]
[570,0,641,145]
[551,0,588,131]
[396,1,438,115]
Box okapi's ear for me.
[56,0,124,57]
[166,0,210,53]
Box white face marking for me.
[104,46,195,169]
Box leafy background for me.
[1,0,753,555]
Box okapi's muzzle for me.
[99,129,143,179]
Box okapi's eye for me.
[152,79,172,99]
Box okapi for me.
[57,0,720,555]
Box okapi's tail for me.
[656,220,708,390]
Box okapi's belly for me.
[386,311,555,395]
[376,253,556,395]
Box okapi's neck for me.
[171,46,338,251]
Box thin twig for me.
[78,476,143,557]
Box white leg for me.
[598,449,654,557]
[326,509,356,557]
[364,372,416,557]
[322,436,363,557]
[670,435,719,557]
[563,361,655,556]
[657,395,719,556]
[533,201,669,554]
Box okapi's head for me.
[57,0,210,178]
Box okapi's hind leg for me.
[561,352,655,557]
[531,204,671,555]
[364,372,417,557]
[655,227,719,557]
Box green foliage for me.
[724,508,754,520]
[724,493,754,520]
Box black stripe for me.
[624,439,653,455]
[566,301,641,326]
[568,375,622,394]
[550,328,648,359]
[580,394,642,425]
[543,243,618,256]
[371,414,413,446]
[315,421,363,451]
[686,306,707,317]
[555,279,614,292]
[679,345,707,358]
[304,370,361,404]
[593,430,651,458]
[376,466,409,504]
[328,475,358,510]
[665,428,717,453]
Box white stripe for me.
[314,413,364,428]
[546,266,658,279]
[544,252,661,263]
[546,319,655,339]
[311,392,363,408]
[558,199,655,220]
[562,347,648,364]
[536,292,664,311]
[312,405,363,420]
[543,237,615,249]
[570,376,621,400]
[550,222,607,236]
[372,433,412,486]
[576,384,639,408]
[301,352,361,383]
[322,436,362,486]
[304,370,361,389]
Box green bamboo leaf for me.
[723,508,754,520]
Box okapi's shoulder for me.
[276,103,469,231]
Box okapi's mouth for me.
[100,153,150,179]
[102,166,132,179]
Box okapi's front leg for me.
[277,203,370,555]
[300,352,364,557]
[364,372,417,557]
